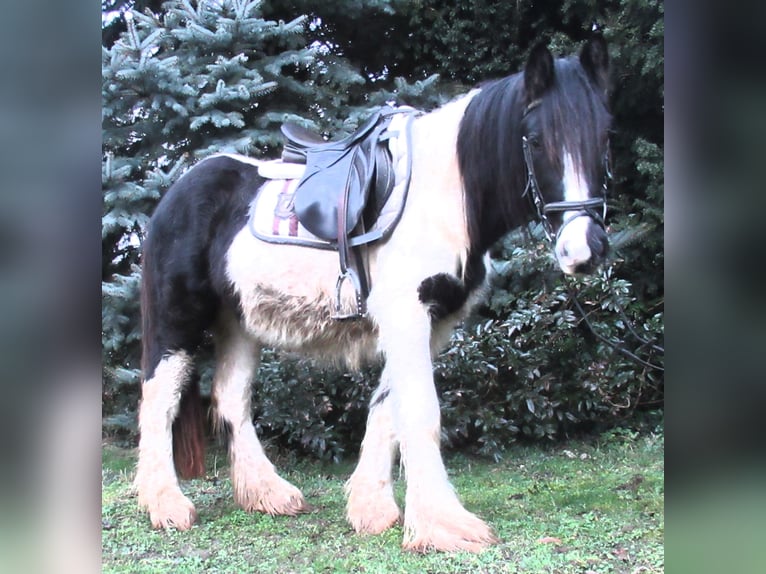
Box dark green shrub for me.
[254,350,378,463]
[434,228,663,461]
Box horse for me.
[135,37,612,552]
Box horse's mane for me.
[457,56,612,254]
[457,73,527,253]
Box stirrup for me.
[332,269,367,320]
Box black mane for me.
[457,54,612,255]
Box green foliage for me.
[434,229,663,461]
[253,350,378,463]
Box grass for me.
[102,428,663,573]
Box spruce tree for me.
[102,0,364,428]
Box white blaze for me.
[555,151,592,274]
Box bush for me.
[434,228,663,460]
[254,350,378,463]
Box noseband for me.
[521,103,610,243]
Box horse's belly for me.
[241,284,378,365]
[226,228,379,367]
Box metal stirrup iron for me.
[332,268,366,320]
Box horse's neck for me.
[395,93,479,268]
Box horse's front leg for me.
[375,296,497,552]
[345,381,402,534]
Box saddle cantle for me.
[250,106,418,319]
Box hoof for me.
[346,488,402,535]
[345,474,402,535]
[140,488,197,531]
[235,473,310,516]
[402,508,497,553]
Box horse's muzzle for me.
[557,217,608,275]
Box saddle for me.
[270,106,413,320]
[281,107,397,241]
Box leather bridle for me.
[519,105,663,373]
[520,101,610,243]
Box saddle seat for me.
[280,108,388,162]
[279,123,329,152]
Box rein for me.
[565,275,664,372]
[517,103,663,372]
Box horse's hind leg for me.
[135,351,197,530]
[212,313,308,516]
[345,382,402,534]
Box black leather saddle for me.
[278,106,403,320]
[281,107,397,242]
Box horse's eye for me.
[527,135,542,151]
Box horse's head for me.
[520,37,612,275]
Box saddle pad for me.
[248,178,336,250]
[257,160,306,180]
[248,110,416,251]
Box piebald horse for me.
[135,38,612,552]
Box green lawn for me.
[102,428,663,573]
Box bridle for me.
[521,101,610,244]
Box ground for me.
[102,428,663,573]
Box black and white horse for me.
[136,38,612,552]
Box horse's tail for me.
[140,244,207,479]
[172,378,206,479]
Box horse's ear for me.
[579,35,610,93]
[524,42,555,103]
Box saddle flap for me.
[293,142,376,240]
[249,108,416,253]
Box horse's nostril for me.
[586,225,609,260]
